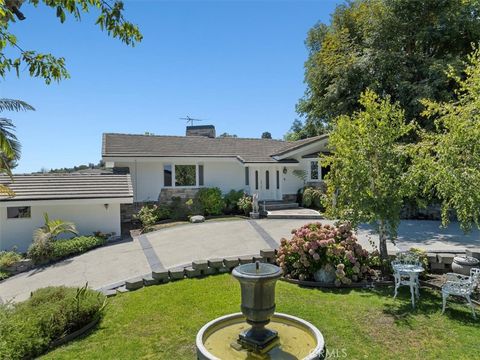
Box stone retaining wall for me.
[158,188,201,204]
[3,259,34,275]
[121,202,156,223]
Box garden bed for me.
[131,214,249,235]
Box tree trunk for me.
[378,219,389,275]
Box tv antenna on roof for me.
[179,116,205,126]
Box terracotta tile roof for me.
[0,174,133,202]
[102,133,328,163]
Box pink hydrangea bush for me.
[276,222,373,285]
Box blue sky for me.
[1,0,341,173]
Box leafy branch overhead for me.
[0,0,142,83]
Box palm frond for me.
[0,184,15,197]
[33,228,52,243]
[37,213,78,241]
[0,118,21,161]
[0,99,35,112]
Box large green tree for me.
[410,47,480,232]
[323,89,414,263]
[0,0,142,83]
[293,0,480,138]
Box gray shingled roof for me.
[0,174,133,202]
[102,133,328,163]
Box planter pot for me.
[451,256,480,276]
[313,266,336,284]
[249,212,260,219]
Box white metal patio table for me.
[392,263,425,308]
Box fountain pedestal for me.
[232,262,282,354]
[196,261,325,360]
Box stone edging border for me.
[49,315,101,349]
[97,249,277,296]
[95,247,480,309]
[280,277,393,289]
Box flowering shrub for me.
[276,222,373,286]
[237,193,252,215]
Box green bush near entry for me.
[237,193,252,215]
[0,285,105,360]
[194,188,224,216]
[223,189,244,214]
[28,236,105,264]
[302,187,324,209]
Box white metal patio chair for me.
[392,251,424,308]
[441,268,480,319]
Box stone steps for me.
[259,201,299,215]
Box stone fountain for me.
[196,262,325,359]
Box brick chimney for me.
[186,125,216,138]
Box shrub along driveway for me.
[1,219,479,303]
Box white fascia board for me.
[274,139,329,160]
[0,197,133,207]
[103,156,243,164]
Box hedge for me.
[28,236,106,264]
[0,286,106,359]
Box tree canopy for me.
[0,0,142,83]
[261,131,272,139]
[293,0,480,138]
[218,132,237,138]
[410,46,480,232]
[323,89,414,261]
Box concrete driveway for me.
[1,218,479,302]
[0,239,150,302]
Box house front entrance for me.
[249,166,282,201]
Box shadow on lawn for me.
[290,284,478,327]
[373,287,478,327]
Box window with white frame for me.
[310,160,320,181]
[164,164,204,187]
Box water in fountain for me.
[196,261,325,360]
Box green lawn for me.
[44,274,479,359]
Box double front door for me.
[250,166,281,201]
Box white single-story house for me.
[102,125,329,204]
[0,174,133,252]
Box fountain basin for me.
[196,312,325,360]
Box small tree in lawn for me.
[323,89,414,267]
[411,46,480,232]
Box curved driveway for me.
[1,219,478,302]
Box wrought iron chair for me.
[441,268,480,319]
[392,251,424,308]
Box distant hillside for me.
[37,161,108,174]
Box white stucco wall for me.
[114,159,247,201]
[116,161,163,202]
[282,167,304,195]
[203,161,246,193]
[0,203,121,252]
